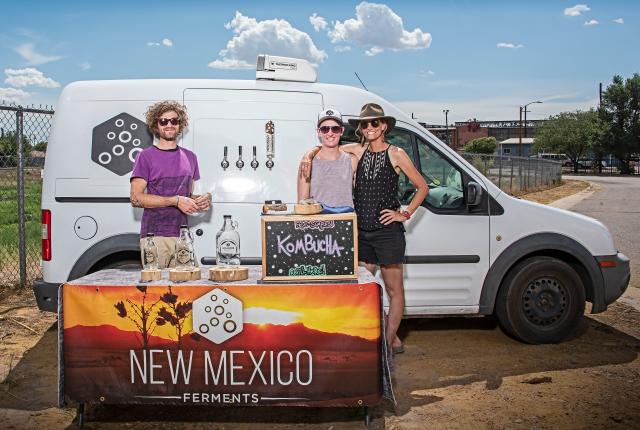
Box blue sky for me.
[0,0,638,123]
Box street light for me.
[519,101,542,157]
[442,109,450,146]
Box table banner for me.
[61,282,383,407]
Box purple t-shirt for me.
[131,145,200,237]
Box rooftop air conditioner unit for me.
[256,54,317,83]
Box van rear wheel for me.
[496,256,585,344]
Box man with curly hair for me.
[130,101,210,268]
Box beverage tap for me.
[221,146,229,170]
[251,146,259,170]
[236,146,244,169]
[265,121,274,170]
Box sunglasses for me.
[319,125,343,134]
[359,119,382,129]
[157,117,180,126]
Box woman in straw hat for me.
[300,103,428,354]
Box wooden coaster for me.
[169,267,201,282]
[209,266,249,282]
[140,269,161,282]
[294,203,323,215]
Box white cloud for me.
[365,46,384,56]
[497,42,524,49]
[147,39,173,47]
[0,87,30,103]
[309,13,327,31]
[564,4,590,16]
[80,62,91,71]
[4,68,60,88]
[329,2,431,55]
[209,11,327,69]
[334,45,352,52]
[409,69,434,78]
[584,19,599,26]
[14,43,63,66]
[613,18,624,24]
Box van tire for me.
[495,256,585,344]
[98,259,141,271]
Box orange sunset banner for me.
[61,282,383,407]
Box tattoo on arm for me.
[130,191,143,208]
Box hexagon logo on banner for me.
[91,113,153,176]
[193,289,243,344]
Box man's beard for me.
[159,129,179,141]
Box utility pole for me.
[518,106,523,157]
[443,109,450,146]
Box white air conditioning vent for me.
[256,54,317,83]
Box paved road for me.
[564,176,640,292]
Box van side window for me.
[415,137,464,210]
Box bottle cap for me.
[224,215,231,218]
[146,233,155,237]
[180,224,188,228]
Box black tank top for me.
[354,145,400,231]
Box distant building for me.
[425,119,544,152]
[497,138,535,157]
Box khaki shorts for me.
[139,236,179,269]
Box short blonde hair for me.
[145,101,189,138]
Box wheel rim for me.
[522,277,568,326]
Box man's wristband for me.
[400,210,411,220]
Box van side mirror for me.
[467,181,483,206]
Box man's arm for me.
[130,177,200,214]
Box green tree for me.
[533,110,607,173]
[33,141,47,152]
[0,131,31,167]
[463,137,497,154]
[598,74,640,174]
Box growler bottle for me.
[216,215,240,265]
[143,233,159,270]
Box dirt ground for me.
[2,180,639,430]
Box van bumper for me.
[32,279,60,312]
[596,253,630,308]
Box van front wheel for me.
[496,257,585,344]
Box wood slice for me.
[189,267,202,280]
[169,268,199,282]
[209,266,249,282]
[140,269,161,282]
[294,203,323,215]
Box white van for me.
[34,55,630,344]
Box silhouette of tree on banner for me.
[155,286,193,349]
[114,285,162,349]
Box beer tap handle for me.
[236,146,244,169]
[221,146,229,170]
[251,146,259,170]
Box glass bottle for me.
[216,215,240,265]
[143,233,159,270]
[174,225,194,270]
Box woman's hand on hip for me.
[379,209,405,225]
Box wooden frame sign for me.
[261,213,358,281]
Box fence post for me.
[497,152,503,190]
[16,108,27,288]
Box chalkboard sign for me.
[261,213,358,281]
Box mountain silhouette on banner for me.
[64,323,378,352]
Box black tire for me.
[495,256,585,344]
[98,259,141,271]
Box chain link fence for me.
[0,102,53,288]
[460,153,562,194]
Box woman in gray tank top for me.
[297,109,358,207]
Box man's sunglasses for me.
[359,119,381,129]
[158,117,180,126]
[319,125,343,134]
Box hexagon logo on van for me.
[192,289,243,344]
[92,113,153,176]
